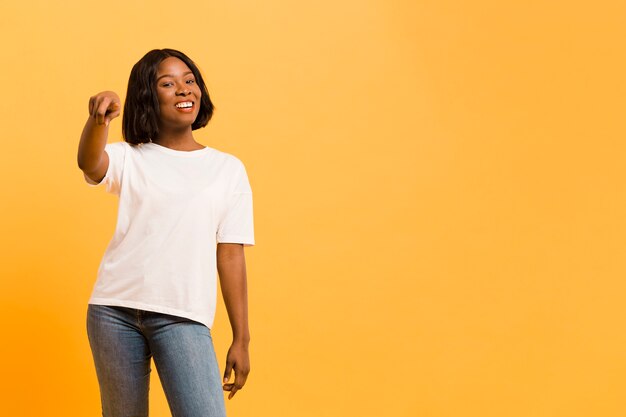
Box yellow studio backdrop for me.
[0,1,624,416]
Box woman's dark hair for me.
[122,48,214,144]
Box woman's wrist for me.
[232,332,251,345]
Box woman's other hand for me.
[222,341,250,400]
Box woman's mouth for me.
[175,101,194,112]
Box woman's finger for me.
[96,97,112,125]
[224,382,239,399]
[91,96,99,119]
[223,361,233,384]
[108,101,121,118]
[228,368,247,399]
[229,386,238,399]
[105,101,121,125]
[234,368,248,390]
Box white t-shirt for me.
[84,141,255,329]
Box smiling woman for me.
[154,57,204,137]
[76,49,254,417]
[121,49,215,147]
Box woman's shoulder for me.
[209,147,247,169]
[105,140,134,152]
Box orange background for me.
[1,1,625,416]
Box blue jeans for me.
[86,304,226,417]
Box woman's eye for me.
[161,82,173,87]
[186,79,195,84]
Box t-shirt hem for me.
[88,298,213,329]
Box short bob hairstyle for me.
[122,49,214,144]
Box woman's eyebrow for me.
[156,71,194,81]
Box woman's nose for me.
[176,87,190,96]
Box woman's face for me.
[155,56,202,130]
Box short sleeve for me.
[83,141,127,196]
[216,159,255,247]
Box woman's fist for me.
[89,91,121,126]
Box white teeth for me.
[176,102,193,108]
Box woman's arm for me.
[77,91,121,182]
[217,242,251,400]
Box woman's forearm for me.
[216,243,250,344]
[77,116,109,173]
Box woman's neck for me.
[153,127,203,151]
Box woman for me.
[77,48,254,417]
